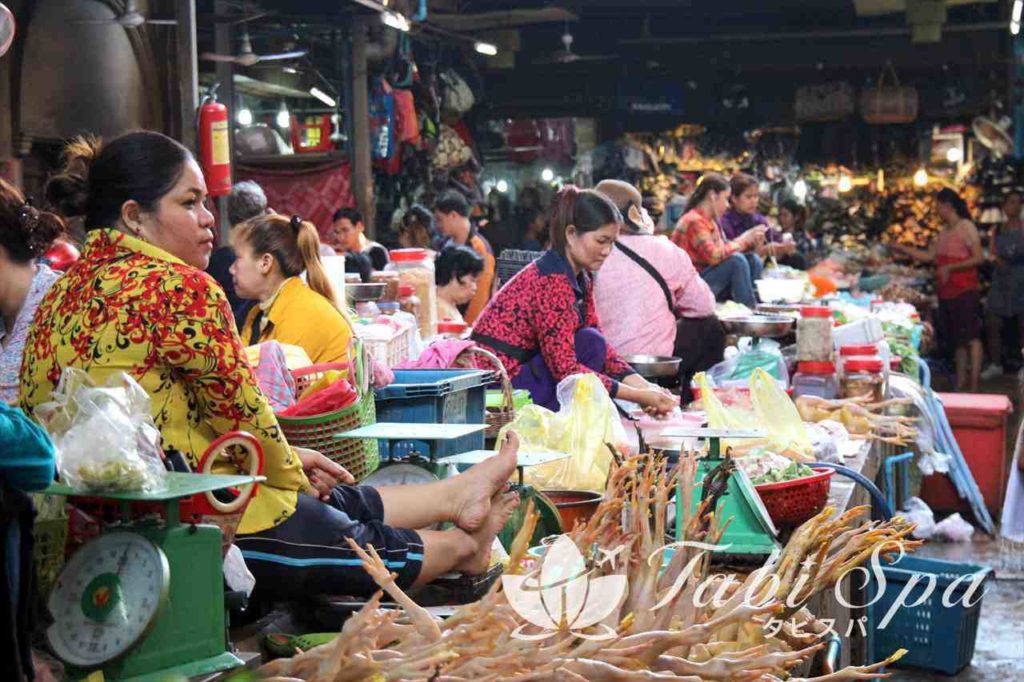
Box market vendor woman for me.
[28,131,520,599]
[471,186,677,414]
[892,188,984,392]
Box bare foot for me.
[449,431,520,532]
[459,491,520,575]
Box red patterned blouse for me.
[471,250,636,397]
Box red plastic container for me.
[754,468,834,527]
[921,393,1013,515]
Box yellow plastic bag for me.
[695,369,813,461]
[497,374,627,492]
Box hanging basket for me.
[794,81,856,123]
[453,346,516,439]
[860,63,918,125]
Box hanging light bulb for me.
[496,179,509,193]
[913,168,928,187]
[236,108,253,126]
[541,168,555,182]
[838,175,853,193]
[793,179,808,202]
[276,103,290,129]
[946,146,963,163]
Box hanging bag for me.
[440,69,475,114]
[794,82,856,123]
[860,63,918,125]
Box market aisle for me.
[887,540,1024,681]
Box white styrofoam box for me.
[832,317,884,349]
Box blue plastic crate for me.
[867,555,992,675]
[374,369,492,460]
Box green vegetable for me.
[753,462,816,485]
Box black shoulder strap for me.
[614,240,674,313]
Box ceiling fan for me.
[533,25,615,65]
[73,0,176,28]
[201,25,307,68]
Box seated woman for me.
[720,173,797,269]
[593,180,726,393]
[671,173,766,307]
[0,180,64,404]
[776,199,818,270]
[471,186,677,415]
[29,131,520,600]
[232,213,354,365]
[436,245,484,325]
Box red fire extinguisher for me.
[197,83,232,197]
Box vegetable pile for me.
[259,451,916,681]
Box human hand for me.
[296,447,354,500]
[637,389,678,417]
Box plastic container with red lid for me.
[841,358,885,401]
[792,361,838,399]
[797,307,833,362]
[398,284,416,297]
[437,321,469,338]
[389,248,430,262]
[839,344,879,357]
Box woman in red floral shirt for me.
[472,187,677,414]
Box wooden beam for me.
[351,15,375,237]
[175,0,199,151]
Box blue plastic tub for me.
[867,554,992,675]
[374,369,492,460]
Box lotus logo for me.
[502,535,627,641]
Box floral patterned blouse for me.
[471,250,635,397]
[672,208,740,271]
[19,229,310,535]
[0,263,60,404]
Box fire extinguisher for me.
[197,83,232,197]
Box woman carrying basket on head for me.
[24,130,521,600]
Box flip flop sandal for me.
[264,632,339,658]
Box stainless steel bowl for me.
[345,282,387,303]
[718,314,795,338]
[623,354,682,378]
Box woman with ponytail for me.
[232,213,354,365]
[671,172,767,306]
[26,131,521,598]
[472,186,677,415]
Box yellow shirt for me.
[20,229,310,534]
[239,277,354,366]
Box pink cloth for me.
[396,340,475,370]
[594,234,716,357]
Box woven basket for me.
[453,346,516,439]
[277,347,379,481]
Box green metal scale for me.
[658,427,779,555]
[42,472,262,682]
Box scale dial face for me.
[47,532,170,668]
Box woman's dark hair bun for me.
[45,135,101,219]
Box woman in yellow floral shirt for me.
[26,131,519,598]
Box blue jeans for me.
[701,253,760,307]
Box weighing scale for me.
[656,427,779,556]
[337,422,489,487]
[42,472,263,682]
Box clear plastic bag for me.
[497,374,627,492]
[900,496,936,540]
[33,368,167,493]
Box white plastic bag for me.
[900,496,936,539]
[33,368,167,493]
[934,513,975,543]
